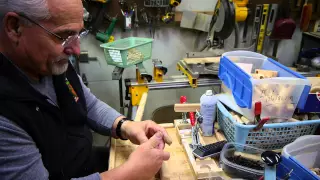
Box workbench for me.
[108,120,231,180]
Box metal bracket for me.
[153,59,167,82]
[129,85,149,106]
[112,66,125,80]
[177,61,199,88]
[136,63,153,83]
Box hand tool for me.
[96,15,117,43]
[263,4,278,55]
[251,5,263,47]
[190,111,201,149]
[300,0,313,32]
[261,151,282,180]
[254,102,262,123]
[253,117,270,131]
[133,3,139,28]
[256,4,270,53]
[180,96,188,124]
[119,0,133,31]
[140,8,149,23]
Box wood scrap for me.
[174,103,200,113]
[134,93,148,122]
[251,73,265,79]
[255,69,278,78]
[215,131,227,142]
[183,57,220,64]
[234,152,263,162]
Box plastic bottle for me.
[200,90,218,136]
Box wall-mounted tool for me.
[170,0,181,7]
[270,0,296,57]
[96,15,117,43]
[119,0,134,31]
[262,4,278,55]
[234,0,249,22]
[133,3,139,28]
[251,5,263,47]
[300,0,313,32]
[256,4,270,53]
[162,12,174,24]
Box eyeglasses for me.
[18,13,89,47]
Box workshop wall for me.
[80,27,214,120]
[80,25,303,120]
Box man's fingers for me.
[147,121,173,146]
[162,151,170,161]
[144,131,163,149]
[163,133,173,146]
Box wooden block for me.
[183,57,221,64]
[215,131,227,142]
[234,152,262,162]
[174,103,200,113]
[255,69,278,78]
[134,93,148,122]
[241,116,254,125]
[251,73,265,79]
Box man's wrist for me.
[120,120,133,140]
[116,118,132,140]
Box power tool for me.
[170,0,181,7]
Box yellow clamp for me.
[176,63,197,88]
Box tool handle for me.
[106,18,117,35]
[189,112,195,126]
[180,96,187,104]
[254,117,270,131]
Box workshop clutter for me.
[100,37,153,68]
[218,51,311,120]
[217,100,320,150]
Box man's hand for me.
[101,132,170,180]
[121,120,172,146]
[125,131,170,179]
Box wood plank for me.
[134,92,148,122]
[183,57,221,64]
[174,103,201,112]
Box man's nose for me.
[63,39,81,56]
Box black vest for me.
[0,54,93,179]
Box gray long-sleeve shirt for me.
[0,75,122,180]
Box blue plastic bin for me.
[277,156,320,180]
[217,101,320,150]
[218,51,311,114]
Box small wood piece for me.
[251,73,265,79]
[174,103,200,113]
[183,57,221,64]
[255,69,278,78]
[134,93,148,122]
[215,131,227,142]
[241,116,254,125]
[234,152,263,162]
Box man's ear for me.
[3,12,23,43]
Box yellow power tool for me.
[170,0,182,7]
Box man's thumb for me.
[144,131,163,149]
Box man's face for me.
[18,0,84,76]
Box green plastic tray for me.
[100,37,153,68]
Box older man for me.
[0,0,170,180]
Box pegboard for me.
[83,0,171,33]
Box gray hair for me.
[0,0,51,27]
